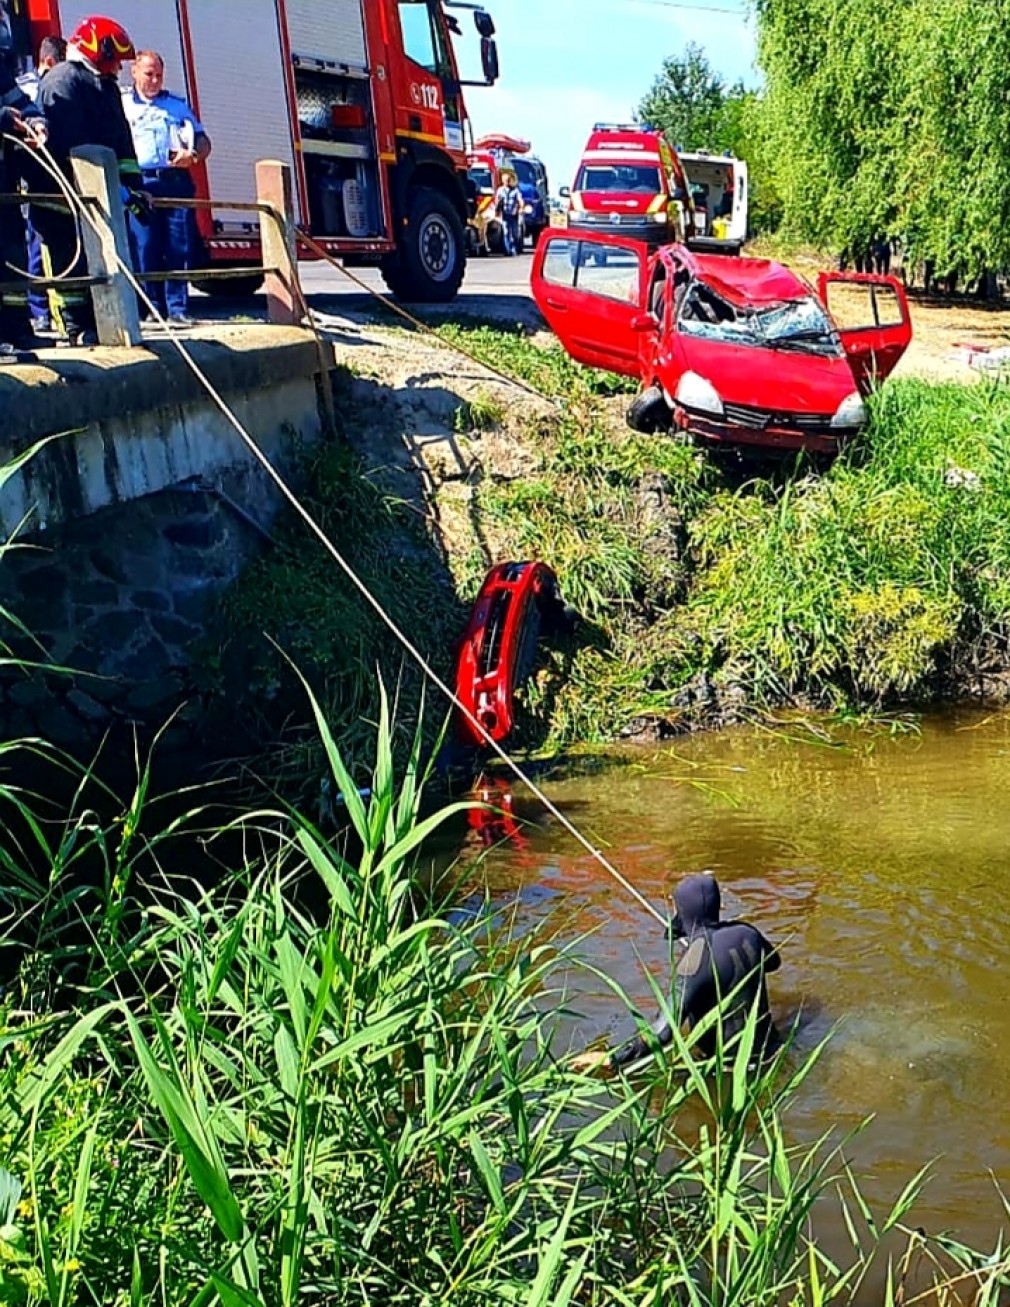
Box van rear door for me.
[817,273,912,390]
[531,232,650,376]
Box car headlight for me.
[675,371,724,416]
[650,211,669,224]
[524,203,534,214]
[830,391,867,429]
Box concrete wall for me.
[0,326,334,761]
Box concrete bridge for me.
[0,325,334,756]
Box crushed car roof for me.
[683,253,810,308]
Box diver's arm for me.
[609,1011,673,1070]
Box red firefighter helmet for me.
[69,15,135,75]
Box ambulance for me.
[556,123,694,247]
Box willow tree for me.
[754,0,1010,280]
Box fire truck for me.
[13,0,499,302]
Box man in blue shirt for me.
[122,50,211,325]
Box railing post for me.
[69,144,142,347]
[256,160,300,327]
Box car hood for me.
[674,336,861,413]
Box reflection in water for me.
[452,713,1010,1253]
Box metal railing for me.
[0,150,305,339]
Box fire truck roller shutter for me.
[60,0,186,92]
[285,0,366,68]
[183,0,299,227]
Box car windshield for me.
[677,284,843,356]
[576,164,662,194]
[513,159,537,188]
[468,166,494,194]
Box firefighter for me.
[34,14,144,345]
[0,1,45,360]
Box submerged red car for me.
[530,232,913,454]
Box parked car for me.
[511,153,550,247]
[530,231,913,455]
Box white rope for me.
[1,132,83,281]
[27,141,669,930]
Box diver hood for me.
[668,873,721,939]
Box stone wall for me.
[0,464,282,758]
[0,323,334,767]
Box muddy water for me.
[456,711,1010,1253]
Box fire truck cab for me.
[556,123,694,248]
[16,0,500,303]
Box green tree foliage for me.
[639,44,781,232]
[755,0,1010,280]
[639,42,739,151]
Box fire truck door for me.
[283,0,367,68]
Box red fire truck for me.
[15,0,499,301]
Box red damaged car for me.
[530,231,913,454]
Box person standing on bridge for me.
[0,2,47,362]
[36,14,145,346]
[571,873,782,1074]
[17,36,66,336]
[122,50,211,327]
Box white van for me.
[679,151,749,255]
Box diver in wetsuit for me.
[574,873,781,1073]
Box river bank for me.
[208,315,1010,792]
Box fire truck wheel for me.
[190,273,265,299]
[382,188,466,302]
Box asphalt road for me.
[191,246,542,331]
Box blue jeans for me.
[25,219,48,321]
[130,169,196,318]
[504,213,521,255]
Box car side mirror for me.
[559,185,571,199]
[631,313,659,334]
[474,10,496,37]
[480,36,499,84]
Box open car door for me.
[531,232,651,376]
[817,273,912,392]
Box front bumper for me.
[676,405,850,455]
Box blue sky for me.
[460,0,757,194]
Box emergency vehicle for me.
[473,133,548,246]
[556,123,694,247]
[680,149,748,255]
[16,0,500,302]
[466,144,513,254]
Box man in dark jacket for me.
[0,2,45,359]
[34,14,142,345]
[573,873,781,1073]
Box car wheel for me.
[626,386,671,434]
